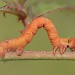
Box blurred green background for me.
[0,0,75,75]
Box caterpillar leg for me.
[53,47,58,55]
[0,47,5,58]
[59,45,67,54]
[53,45,67,55]
[53,38,69,55]
[16,47,24,56]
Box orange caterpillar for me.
[0,17,69,57]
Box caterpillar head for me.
[69,38,75,51]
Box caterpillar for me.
[0,17,69,57]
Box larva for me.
[0,17,69,57]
